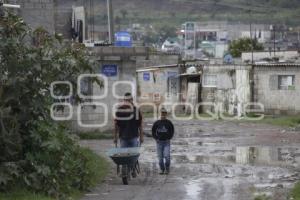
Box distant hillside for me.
[91,0,300,27]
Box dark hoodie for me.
[152,119,174,141]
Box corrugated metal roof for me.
[136,64,178,72]
[179,72,202,77]
[253,63,300,67]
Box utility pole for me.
[247,0,253,65]
[297,28,300,51]
[107,0,114,44]
[249,10,253,65]
[273,25,276,56]
[270,25,276,57]
[193,22,196,60]
[89,0,95,42]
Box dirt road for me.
[80,120,300,200]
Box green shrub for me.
[0,148,108,200]
[254,194,271,200]
[291,182,300,200]
[1,121,109,199]
[0,11,103,198]
[0,189,54,200]
[22,121,90,198]
[229,37,264,57]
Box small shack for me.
[136,64,180,113]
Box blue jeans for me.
[156,140,171,171]
[120,137,139,148]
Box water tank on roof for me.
[224,53,234,64]
[186,66,197,74]
[114,31,132,47]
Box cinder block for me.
[134,47,148,54]
[103,56,121,61]
[101,47,113,54]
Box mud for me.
[80,120,300,200]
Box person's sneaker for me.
[159,170,165,175]
[165,169,170,175]
[132,170,137,178]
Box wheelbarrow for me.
[106,147,141,185]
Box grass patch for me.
[0,190,53,200]
[254,194,271,200]
[77,130,113,140]
[291,182,300,200]
[0,148,109,200]
[246,115,300,127]
[81,148,109,187]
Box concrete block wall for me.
[70,59,138,132]
[17,0,55,32]
[137,67,179,112]
[201,65,251,115]
[253,66,300,115]
[136,55,180,69]
[69,47,159,132]
[242,51,299,62]
[16,0,84,38]
[52,47,181,132]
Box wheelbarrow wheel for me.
[121,165,129,185]
[122,177,128,185]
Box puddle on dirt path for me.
[236,146,300,167]
[173,154,236,165]
[173,146,300,167]
[184,180,202,200]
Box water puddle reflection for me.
[236,146,300,166]
[173,146,300,167]
[184,180,202,200]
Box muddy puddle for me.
[171,146,300,167]
[85,120,300,200]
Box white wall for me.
[242,51,299,62]
[254,66,300,114]
[241,30,271,43]
[215,43,229,58]
[137,67,179,110]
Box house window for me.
[203,74,217,87]
[168,77,178,95]
[278,75,295,90]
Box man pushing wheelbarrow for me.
[107,93,143,185]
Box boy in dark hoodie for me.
[152,108,174,175]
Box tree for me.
[0,12,100,198]
[120,9,128,20]
[229,38,264,57]
[115,16,121,30]
[157,25,177,42]
[142,32,160,46]
[169,11,176,18]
